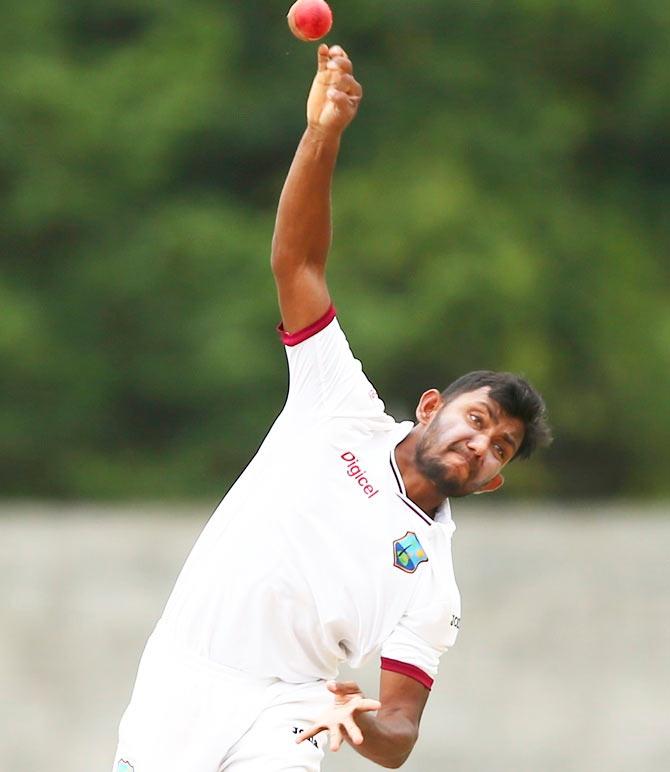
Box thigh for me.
[222,682,330,772]
[112,634,270,772]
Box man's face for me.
[414,386,525,498]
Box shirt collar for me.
[390,421,454,530]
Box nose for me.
[466,433,489,457]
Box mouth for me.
[448,448,478,477]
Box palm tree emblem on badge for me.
[393,531,428,573]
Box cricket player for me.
[113,44,551,771]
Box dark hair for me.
[441,371,552,460]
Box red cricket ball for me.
[287,0,333,42]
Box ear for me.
[473,474,505,495]
[415,389,444,426]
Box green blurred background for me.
[2,0,669,500]
[2,5,669,771]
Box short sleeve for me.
[278,306,390,425]
[380,598,461,690]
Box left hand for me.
[297,680,381,751]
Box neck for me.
[395,428,446,518]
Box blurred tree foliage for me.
[1,0,668,500]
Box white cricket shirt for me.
[160,307,461,689]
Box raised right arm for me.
[271,44,362,334]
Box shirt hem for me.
[277,305,337,346]
[380,656,434,690]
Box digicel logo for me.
[340,451,379,499]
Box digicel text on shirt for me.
[340,451,379,498]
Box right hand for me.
[307,45,363,136]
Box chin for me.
[443,479,478,498]
[416,450,472,498]
[431,470,473,499]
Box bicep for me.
[274,264,331,334]
[378,669,430,733]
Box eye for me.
[468,413,482,428]
[494,443,505,461]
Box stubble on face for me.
[414,432,476,499]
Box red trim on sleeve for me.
[380,657,434,690]
[277,305,337,347]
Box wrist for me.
[304,124,342,150]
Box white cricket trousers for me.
[112,624,331,772]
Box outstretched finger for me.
[344,717,364,745]
[330,726,344,752]
[296,722,325,744]
[317,43,330,72]
[328,44,348,59]
[354,698,382,713]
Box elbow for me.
[270,234,287,278]
[381,752,412,769]
[270,237,303,280]
[270,248,283,279]
[380,729,419,769]
[383,752,412,769]
[270,249,299,283]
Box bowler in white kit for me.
[113,44,551,771]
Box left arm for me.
[298,671,429,768]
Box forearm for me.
[270,127,341,278]
[347,710,418,769]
